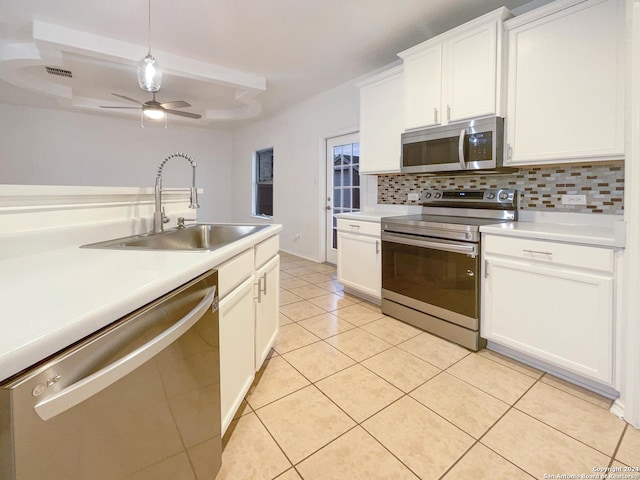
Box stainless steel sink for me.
[82,224,270,252]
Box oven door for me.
[381,231,480,329]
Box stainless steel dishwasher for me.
[0,269,221,480]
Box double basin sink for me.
[83,224,270,252]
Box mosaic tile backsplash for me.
[377,162,624,215]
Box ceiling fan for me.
[99,93,202,120]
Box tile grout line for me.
[607,423,629,469]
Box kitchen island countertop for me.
[0,224,282,382]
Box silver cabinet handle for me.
[434,107,438,123]
[34,286,216,421]
[507,143,513,161]
[375,240,380,254]
[447,105,451,122]
[523,249,553,259]
[261,272,267,296]
[458,129,467,170]
[255,273,267,302]
[349,224,361,229]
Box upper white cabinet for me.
[358,65,404,174]
[504,0,624,165]
[399,7,512,130]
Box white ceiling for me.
[0,0,534,128]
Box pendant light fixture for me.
[137,0,162,92]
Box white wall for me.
[0,104,233,222]
[231,82,360,261]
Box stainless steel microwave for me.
[401,116,508,174]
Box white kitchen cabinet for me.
[219,276,255,435]
[358,65,404,173]
[337,218,381,302]
[402,45,442,129]
[217,233,280,435]
[399,7,511,130]
[504,0,624,165]
[482,234,615,386]
[254,254,280,370]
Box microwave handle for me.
[458,129,467,170]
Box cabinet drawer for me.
[255,235,279,269]
[218,248,255,299]
[337,218,381,237]
[483,235,613,272]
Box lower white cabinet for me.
[482,234,614,385]
[217,233,280,435]
[219,276,255,435]
[255,254,280,370]
[337,218,381,301]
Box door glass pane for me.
[329,140,360,252]
[333,146,343,165]
[352,144,360,164]
[332,143,360,214]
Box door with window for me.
[326,133,360,264]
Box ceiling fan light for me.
[137,54,162,92]
[143,105,165,119]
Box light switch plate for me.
[408,193,420,202]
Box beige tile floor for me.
[216,252,639,480]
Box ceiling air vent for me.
[45,67,73,78]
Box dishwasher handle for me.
[34,286,217,422]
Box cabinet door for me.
[219,276,255,435]
[359,68,404,174]
[446,22,498,122]
[505,0,624,164]
[255,255,280,370]
[483,256,613,384]
[403,45,442,130]
[337,231,381,299]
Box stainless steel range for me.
[381,189,518,351]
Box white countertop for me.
[0,224,281,382]
[335,206,421,223]
[480,220,625,248]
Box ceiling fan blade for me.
[160,100,190,109]
[99,106,140,109]
[111,93,144,105]
[165,109,202,119]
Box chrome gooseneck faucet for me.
[154,152,199,233]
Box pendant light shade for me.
[137,54,161,92]
[137,0,161,92]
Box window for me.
[254,148,273,217]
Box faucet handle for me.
[177,217,196,229]
[161,207,170,224]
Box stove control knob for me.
[424,192,432,199]
[499,192,509,201]
[434,192,442,199]
[487,192,496,200]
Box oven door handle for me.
[382,232,478,256]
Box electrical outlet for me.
[561,194,587,205]
[408,193,420,202]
